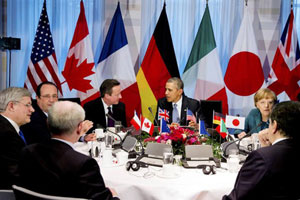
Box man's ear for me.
[270,120,278,135]
[77,122,84,136]
[7,101,15,112]
[179,88,183,95]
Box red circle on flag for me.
[225,52,264,96]
[232,119,240,127]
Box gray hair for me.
[48,101,85,135]
[0,87,31,112]
[167,77,184,90]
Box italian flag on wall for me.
[182,4,228,115]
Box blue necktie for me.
[172,104,180,123]
[107,107,115,127]
[19,130,27,145]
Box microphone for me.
[106,113,118,123]
[222,122,264,157]
[239,122,263,140]
[148,107,159,126]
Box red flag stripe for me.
[285,12,294,56]
[43,55,62,94]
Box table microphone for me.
[148,107,159,126]
[237,122,263,154]
[106,113,118,124]
[222,122,263,157]
[96,123,123,142]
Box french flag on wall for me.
[96,2,140,125]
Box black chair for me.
[0,189,15,200]
[200,100,222,128]
[12,185,89,200]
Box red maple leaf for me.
[62,54,95,93]
[144,122,150,129]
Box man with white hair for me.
[17,101,119,199]
[0,87,34,189]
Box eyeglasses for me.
[13,101,33,108]
[40,94,58,99]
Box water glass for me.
[227,149,240,173]
[115,121,122,133]
[105,133,113,148]
[163,152,174,165]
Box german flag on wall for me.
[137,4,180,122]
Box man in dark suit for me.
[223,101,300,200]
[84,79,127,132]
[0,87,34,189]
[21,81,94,144]
[156,77,205,126]
[17,101,119,200]
[20,81,57,144]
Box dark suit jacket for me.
[223,139,300,200]
[0,115,26,189]
[17,139,118,200]
[156,95,205,126]
[83,97,127,132]
[20,101,51,144]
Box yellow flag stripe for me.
[136,68,157,122]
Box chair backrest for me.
[185,145,214,159]
[0,190,15,200]
[145,143,172,158]
[12,185,89,200]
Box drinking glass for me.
[227,149,240,173]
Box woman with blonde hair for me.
[235,88,277,139]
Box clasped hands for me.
[79,120,97,142]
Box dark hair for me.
[270,101,300,140]
[99,79,120,98]
[36,81,58,97]
[167,77,184,90]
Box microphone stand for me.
[222,122,263,158]
[236,122,263,154]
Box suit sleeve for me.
[78,158,118,200]
[120,103,127,128]
[223,151,268,200]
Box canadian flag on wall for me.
[61,0,99,105]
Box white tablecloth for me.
[100,164,237,200]
[74,142,238,200]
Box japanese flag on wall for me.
[225,115,245,130]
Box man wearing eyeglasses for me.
[0,87,34,189]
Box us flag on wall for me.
[24,0,62,96]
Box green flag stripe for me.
[184,5,216,73]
